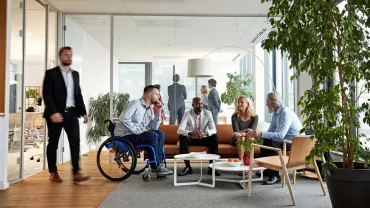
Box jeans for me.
[169,105,185,125]
[122,130,165,168]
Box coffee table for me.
[208,161,266,189]
[173,153,220,188]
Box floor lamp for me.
[187,46,276,97]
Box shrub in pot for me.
[236,138,263,166]
[220,72,254,108]
[262,0,370,207]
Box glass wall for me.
[7,0,57,183]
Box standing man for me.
[208,78,222,124]
[168,74,187,125]
[42,46,90,183]
[177,97,221,176]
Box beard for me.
[268,106,274,113]
[62,60,72,66]
[150,97,158,104]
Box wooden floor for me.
[0,151,120,208]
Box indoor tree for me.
[87,92,130,144]
[220,72,254,106]
[261,0,370,170]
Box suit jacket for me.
[167,83,187,110]
[177,109,217,136]
[42,66,87,119]
[208,88,221,115]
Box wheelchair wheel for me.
[97,137,137,181]
[133,148,148,174]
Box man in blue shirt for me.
[114,85,173,175]
[247,91,302,185]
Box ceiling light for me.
[187,58,212,77]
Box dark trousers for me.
[179,134,218,167]
[260,138,291,177]
[123,130,165,168]
[169,105,185,125]
[46,109,80,174]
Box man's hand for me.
[247,130,262,138]
[141,128,148,132]
[232,132,243,137]
[83,115,88,124]
[153,101,163,115]
[50,113,63,123]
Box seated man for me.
[177,97,221,176]
[246,91,302,185]
[114,85,173,175]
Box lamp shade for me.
[187,58,212,77]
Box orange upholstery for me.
[159,125,260,158]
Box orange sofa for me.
[158,124,260,159]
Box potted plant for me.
[262,0,370,207]
[36,97,42,106]
[237,138,263,165]
[87,92,130,145]
[25,89,40,104]
[220,72,254,108]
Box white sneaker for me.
[158,166,173,175]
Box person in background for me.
[246,91,302,185]
[231,96,259,160]
[200,85,209,110]
[168,74,187,125]
[153,84,166,124]
[177,97,221,176]
[208,78,222,124]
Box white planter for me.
[28,98,35,104]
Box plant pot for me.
[325,162,370,208]
[28,98,35,104]
[243,156,250,166]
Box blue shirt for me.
[60,66,75,107]
[114,98,161,137]
[261,107,302,140]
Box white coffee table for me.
[173,153,220,188]
[208,161,266,189]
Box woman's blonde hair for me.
[234,96,256,118]
[201,85,208,94]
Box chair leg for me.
[293,170,297,184]
[313,159,326,196]
[282,167,296,206]
[281,173,285,188]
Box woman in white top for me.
[200,85,209,110]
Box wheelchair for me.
[96,120,169,182]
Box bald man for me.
[177,97,220,176]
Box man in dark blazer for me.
[167,74,187,125]
[42,46,90,183]
[208,78,222,124]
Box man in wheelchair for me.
[114,85,173,175]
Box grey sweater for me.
[231,114,259,132]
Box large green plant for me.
[262,0,370,169]
[25,89,39,98]
[87,92,130,144]
[220,73,254,106]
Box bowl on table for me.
[227,158,242,167]
[188,151,206,158]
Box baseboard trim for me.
[0,181,9,190]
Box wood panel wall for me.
[0,0,8,116]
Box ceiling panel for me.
[122,2,195,14]
[49,1,128,13]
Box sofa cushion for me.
[158,125,178,144]
[216,125,234,144]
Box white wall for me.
[64,16,118,156]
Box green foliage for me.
[25,89,39,98]
[36,97,42,106]
[87,92,130,144]
[220,73,254,106]
[262,0,370,169]
[236,138,263,154]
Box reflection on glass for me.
[8,0,24,182]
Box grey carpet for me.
[99,165,332,208]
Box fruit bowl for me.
[227,159,242,167]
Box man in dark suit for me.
[208,78,222,124]
[42,46,90,183]
[168,74,187,125]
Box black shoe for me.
[262,176,281,185]
[255,171,261,177]
[178,167,193,176]
[208,168,221,176]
